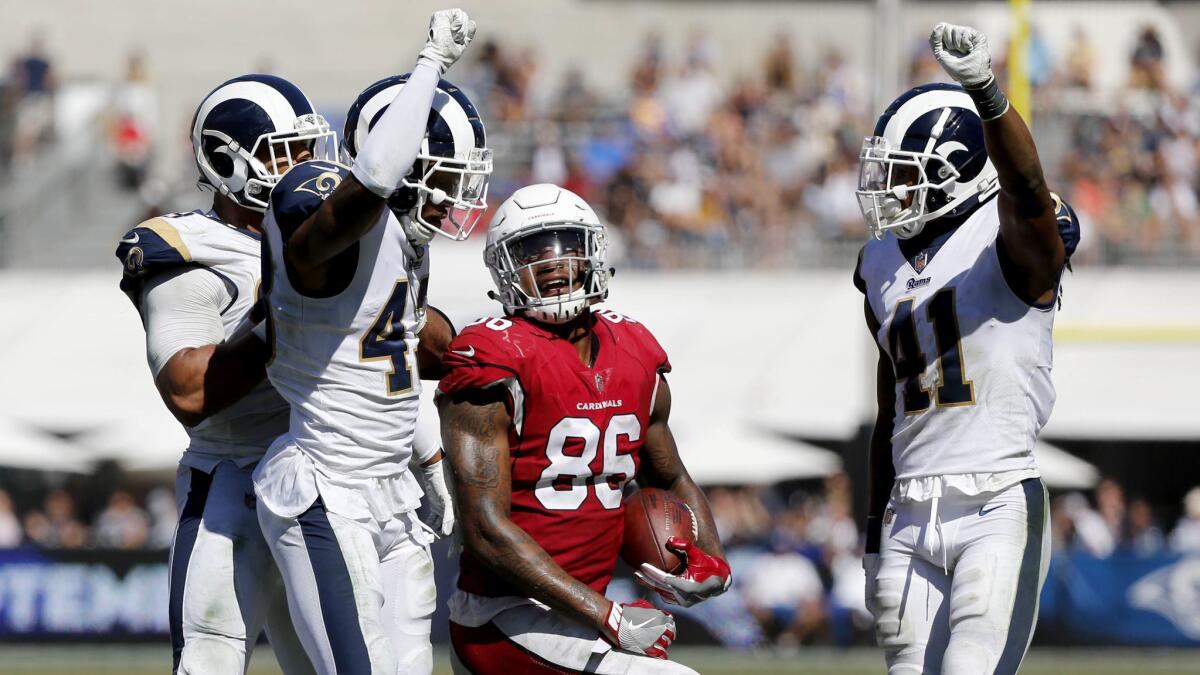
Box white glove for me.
[399,213,437,246]
[600,600,676,659]
[415,457,456,540]
[863,553,882,619]
[418,8,477,75]
[929,22,994,88]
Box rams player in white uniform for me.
[854,24,1081,674]
[252,9,487,675]
[115,74,336,674]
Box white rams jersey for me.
[261,160,430,478]
[117,210,289,466]
[857,198,1056,480]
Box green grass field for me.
[0,645,1197,675]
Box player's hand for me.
[863,553,882,619]
[929,22,994,88]
[415,456,455,539]
[418,8,477,75]
[634,537,732,607]
[600,600,676,659]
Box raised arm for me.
[142,268,269,427]
[930,22,1065,304]
[285,10,476,282]
[440,388,676,658]
[633,376,733,607]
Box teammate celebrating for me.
[252,9,485,675]
[854,24,1081,674]
[114,74,335,674]
[438,184,732,674]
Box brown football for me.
[621,488,695,574]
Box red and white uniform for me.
[439,310,695,675]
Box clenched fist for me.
[929,22,994,89]
[419,8,477,75]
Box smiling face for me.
[508,228,589,299]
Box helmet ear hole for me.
[211,151,235,178]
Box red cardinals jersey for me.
[439,310,671,597]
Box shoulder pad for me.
[595,310,671,374]
[116,216,197,304]
[269,161,352,236]
[439,318,526,395]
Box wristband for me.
[965,76,1009,122]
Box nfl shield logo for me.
[913,251,929,274]
[594,372,606,393]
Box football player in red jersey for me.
[437,184,732,674]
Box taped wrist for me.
[350,60,441,198]
[966,76,1009,122]
[865,515,883,555]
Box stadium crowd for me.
[3,24,1200,266]
[458,25,1200,267]
[3,475,1200,648]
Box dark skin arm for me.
[155,333,270,427]
[440,388,613,631]
[986,106,1066,305]
[284,174,387,294]
[636,376,724,559]
[865,301,897,553]
[416,306,454,380]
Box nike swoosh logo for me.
[627,618,657,631]
[452,346,475,358]
[979,504,1004,517]
[120,233,140,244]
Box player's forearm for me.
[156,334,269,426]
[663,477,725,559]
[287,174,386,272]
[981,107,1054,220]
[464,511,611,629]
[416,306,454,380]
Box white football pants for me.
[169,462,314,674]
[869,478,1050,675]
[257,497,436,675]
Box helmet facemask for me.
[404,146,493,241]
[199,113,337,212]
[486,223,609,324]
[855,135,959,240]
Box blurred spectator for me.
[1124,498,1165,555]
[23,489,86,549]
[1064,26,1097,89]
[145,486,177,549]
[10,29,58,160]
[93,490,150,549]
[1129,25,1166,90]
[1169,487,1200,553]
[0,489,21,547]
[108,51,157,191]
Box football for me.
[621,488,696,574]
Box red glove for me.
[599,599,675,659]
[634,537,732,607]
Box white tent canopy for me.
[1035,440,1100,490]
[0,417,92,473]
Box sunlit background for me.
[0,1,1198,673]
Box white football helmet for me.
[484,184,610,324]
[856,83,1000,239]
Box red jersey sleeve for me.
[437,318,523,397]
